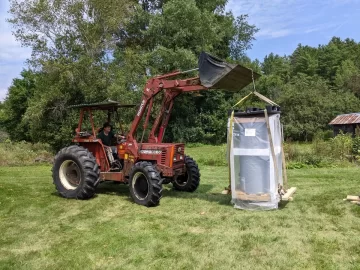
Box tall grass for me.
[1,132,359,169]
[186,133,359,169]
[0,140,53,166]
[284,132,357,169]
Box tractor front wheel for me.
[52,145,100,199]
[173,155,200,192]
[129,162,162,207]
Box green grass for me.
[186,144,227,166]
[1,149,360,269]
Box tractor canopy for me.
[198,52,261,91]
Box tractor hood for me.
[198,52,261,91]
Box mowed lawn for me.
[1,147,360,269]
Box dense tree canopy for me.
[259,37,360,140]
[2,0,258,149]
[1,1,360,148]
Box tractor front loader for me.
[52,52,260,207]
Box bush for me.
[283,132,357,169]
[286,162,307,169]
[312,134,332,157]
[0,141,53,166]
[301,153,323,166]
[330,132,353,160]
[0,131,8,142]
[283,142,300,161]
[186,143,206,148]
[313,130,334,141]
[352,136,360,155]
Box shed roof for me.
[329,113,360,125]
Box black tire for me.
[129,162,162,207]
[52,145,100,199]
[173,155,200,192]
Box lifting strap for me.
[264,109,280,192]
[226,69,285,193]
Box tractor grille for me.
[161,150,167,165]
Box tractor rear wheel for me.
[52,145,100,199]
[173,155,200,192]
[129,162,162,207]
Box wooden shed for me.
[329,113,360,136]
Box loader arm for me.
[126,52,260,152]
[148,90,177,143]
[127,74,207,143]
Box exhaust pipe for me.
[198,52,261,91]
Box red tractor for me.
[52,52,260,206]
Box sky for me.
[226,0,360,59]
[1,0,360,101]
[0,1,31,101]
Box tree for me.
[110,0,259,144]
[335,59,360,95]
[8,0,133,63]
[262,53,290,81]
[290,45,318,77]
[278,74,360,141]
[1,70,37,141]
[6,0,259,147]
[7,0,133,149]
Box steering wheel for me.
[116,133,126,144]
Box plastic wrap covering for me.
[228,112,283,210]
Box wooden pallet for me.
[235,191,271,202]
[344,195,360,205]
[225,187,297,202]
[281,187,297,201]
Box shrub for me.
[301,153,323,167]
[352,136,360,155]
[283,142,300,161]
[312,134,332,158]
[283,133,355,169]
[330,132,353,160]
[0,131,8,142]
[0,141,53,166]
[323,130,334,141]
[186,143,205,148]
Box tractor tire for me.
[52,145,100,199]
[129,162,162,207]
[173,155,200,192]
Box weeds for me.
[187,133,360,170]
[0,140,53,166]
[0,131,8,142]
[2,132,360,169]
[330,132,353,160]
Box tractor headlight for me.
[180,155,183,160]
[173,157,177,161]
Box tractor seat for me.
[75,128,91,138]
[78,131,92,137]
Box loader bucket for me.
[198,52,261,91]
